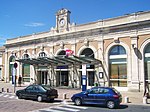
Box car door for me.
[83,88,98,104]
[94,88,109,104]
[25,85,37,99]
[23,85,34,98]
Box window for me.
[23,54,29,59]
[22,64,30,82]
[109,45,127,87]
[39,52,47,58]
[144,44,150,81]
[110,45,126,55]
[9,56,15,81]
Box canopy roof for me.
[16,55,101,66]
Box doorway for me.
[56,71,69,86]
[37,71,48,85]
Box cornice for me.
[5,20,150,48]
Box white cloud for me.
[24,22,45,27]
[0,37,6,41]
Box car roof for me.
[91,86,114,89]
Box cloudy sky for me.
[0,0,150,46]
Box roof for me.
[16,55,101,67]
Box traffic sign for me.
[14,62,18,68]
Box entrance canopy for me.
[16,55,101,66]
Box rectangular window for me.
[110,62,127,87]
[22,64,30,82]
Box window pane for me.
[145,45,150,53]
[110,45,126,55]
[145,59,150,80]
[109,62,127,87]
[22,64,30,82]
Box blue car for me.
[71,87,122,109]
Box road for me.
[0,92,62,112]
[0,92,150,112]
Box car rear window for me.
[112,88,120,95]
[42,85,52,90]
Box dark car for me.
[71,87,122,109]
[16,84,58,102]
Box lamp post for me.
[13,62,18,93]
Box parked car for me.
[16,84,58,102]
[71,87,122,109]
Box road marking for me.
[40,108,66,112]
[53,102,61,105]
[0,94,4,97]
[3,95,9,97]
[64,105,88,109]
[56,106,80,111]
[9,96,15,99]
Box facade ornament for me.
[114,37,119,43]
[40,45,44,51]
[84,38,89,46]
[60,41,64,49]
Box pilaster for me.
[129,35,140,91]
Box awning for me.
[16,55,101,66]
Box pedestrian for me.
[143,82,150,98]
[18,75,22,87]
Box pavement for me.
[0,81,150,105]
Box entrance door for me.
[37,71,48,85]
[88,71,95,86]
[79,71,95,88]
[56,71,68,86]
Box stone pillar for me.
[129,35,140,91]
[97,39,106,86]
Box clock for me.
[59,18,65,27]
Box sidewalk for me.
[0,81,150,105]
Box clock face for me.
[59,18,65,27]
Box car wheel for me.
[18,93,22,99]
[74,98,82,106]
[107,101,115,109]
[37,96,42,102]
[49,98,54,102]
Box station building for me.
[2,9,150,92]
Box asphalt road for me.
[1,92,150,112]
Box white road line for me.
[56,106,80,111]
[40,108,66,112]
[52,102,61,105]
[0,94,4,97]
[3,95,9,97]
[9,96,15,99]
[65,105,88,109]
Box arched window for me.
[22,54,30,82]
[80,48,95,86]
[109,45,127,87]
[110,45,126,55]
[9,56,15,81]
[23,54,29,59]
[144,43,150,82]
[56,50,69,86]
[39,52,47,58]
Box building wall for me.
[3,9,150,92]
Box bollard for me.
[2,88,4,92]
[63,93,67,100]
[124,96,129,103]
[143,96,147,104]
[7,88,9,93]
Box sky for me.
[0,0,150,46]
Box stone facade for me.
[2,9,150,92]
